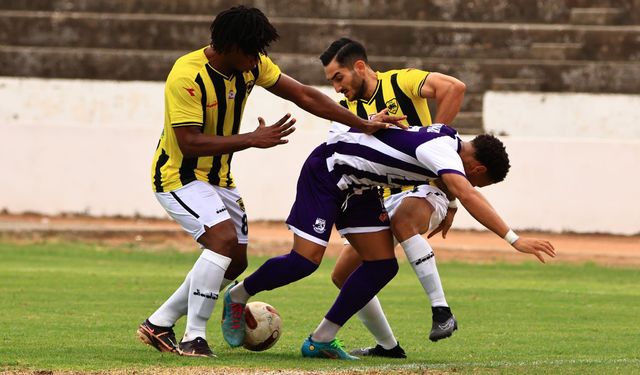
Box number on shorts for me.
[241,214,248,235]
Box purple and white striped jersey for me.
[325,122,466,191]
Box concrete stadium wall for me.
[2,77,639,235]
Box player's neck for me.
[204,46,234,76]
[361,69,379,101]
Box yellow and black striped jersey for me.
[151,47,281,192]
[339,68,434,196]
[339,68,432,127]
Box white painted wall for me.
[1,78,639,234]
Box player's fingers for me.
[272,113,292,127]
[442,225,450,239]
[534,251,546,263]
[376,108,389,116]
[257,117,266,128]
[278,118,297,131]
[539,242,556,257]
[280,127,296,137]
[427,225,443,238]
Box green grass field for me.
[1,241,639,374]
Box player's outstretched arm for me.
[267,74,405,134]
[441,173,556,262]
[173,114,296,156]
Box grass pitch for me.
[1,241,639,374]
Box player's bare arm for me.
[173,113,296,157]
[420,73,466,125]
[440,172,556,262]
[267,73,403,134]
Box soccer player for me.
[320,37,467,357]
[224,122,556,359]
[136,6,394,358]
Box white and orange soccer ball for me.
[243,301,282,351]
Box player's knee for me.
[330,270,345,289]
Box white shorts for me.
[155,180,249,244]
[343,184,449,245]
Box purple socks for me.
[325,258,399,326]
[243,250,319,296]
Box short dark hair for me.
[210,6,279,57]
[319,37,368,67]
[471,134,511,183]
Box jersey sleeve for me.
[166,75,203,127]
[397,68,430,99]
[415,136,465,177]
[255,54,282,88]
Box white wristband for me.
[503,229,519,245]
[448,199,458,209]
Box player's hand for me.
[370,108,408,127]
[512,237,556,263]
[428,207,457,239]
[250,113,297,148]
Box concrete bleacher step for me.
[2,11,639,62]
[570,7,624,25]
[450,112,483,134]
[1,0,637,24]
[491,78,544,91]
[530,42,584,60]
[3,46,638,95]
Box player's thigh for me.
[345,230,395,261]
[155,180,236,247]
[212,186,250,245]
[386,185,448,240]
[331,244,363,288]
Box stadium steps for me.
[2,0,638,24]
[570,7,624,25]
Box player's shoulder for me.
[167,47,208,83]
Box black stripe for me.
[251,66,260,83]
[356,100,368,119]
[172,121,203,127]
[153,148,169,192]
[389,187,403,195]
[206,65,227,185]
[226,73,247,184]
[170,191,200,218]
[339,99,348,109]
[373,81,387,112]
[390,73,421,125]
[177,74,206,187]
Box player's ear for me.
[472,165,487,175]
[353,59,367,74]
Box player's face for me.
[324,60,365,101]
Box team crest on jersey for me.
[228,90,236,99]
[246,80,255,94]
[385,98,399,114]
[313,218,327,234]
[236,198,246,212]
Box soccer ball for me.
[243,301,282,351]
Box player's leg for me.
[332,242,405,358]
[139,181,236,357]
[302,229,398,360]
[390,186,457,341]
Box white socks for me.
[311,318,342,342]
[182,250,231,341]
[356,296,398,349]
[229,280,251,304]
[402,234,448,307]
[148,272,191,327]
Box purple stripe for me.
[333,141,435,177]
[438,169,465,177]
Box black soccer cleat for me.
[349,343,407,358]
[179,337,216,358]
[136,319,179,354]
[429,306,458,342]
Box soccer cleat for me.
[429,306,458,342]
[136,319,179,354]
[301,335,359,360]
[179,337,216,358]
[221,285,246,347]
[349,342,407,358]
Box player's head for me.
[320,38,370,101]
[210,6,279,71]
[464,134,511,187]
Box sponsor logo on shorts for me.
[379,211,389,223]
[313,218,326,234]
[192,289,218,300]
[216,207,227,214]
[236,198,246,212]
